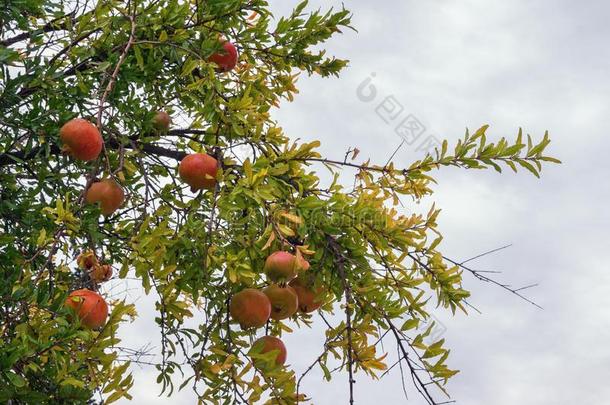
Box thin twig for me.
[96,12,137,173]
[326,235,355,405]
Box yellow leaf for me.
[36,229,46,247]
[364,359,387,371]
[277,224,295,237]
[210,364,222,374]
[261,232,275,250]
[244,158,253,182]
[228,267,237,283]
[210,347,229,356]
[297,245,316,255]
[280,212,302,224]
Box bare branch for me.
[326,235,356,405]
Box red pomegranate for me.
[178,153,218,191]
[59,118,103,161]
[208,40,238,72]
[64,289,108,329]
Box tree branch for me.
[0,136,187,167]
[326,235,356,405]
[0,14,73,47]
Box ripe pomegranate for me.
[178,153,218,191]
[85,179,125,215]
[289,276,324,313]
[77,250,98,270]
[264,251,297,282]
[208,40,238,72]
[64,289,108,329]
[263,284,298,320]
[230,288,271,329]
[251,336,287,366]
[152,111,171,132]
[59,118,103,161]
[89,264,112,283]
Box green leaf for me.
[517,159,540,178]
[6,371,26,387]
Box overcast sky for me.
[117,1,610,404]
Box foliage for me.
[0,0,559,403]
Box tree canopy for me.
[0,0,559,403]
